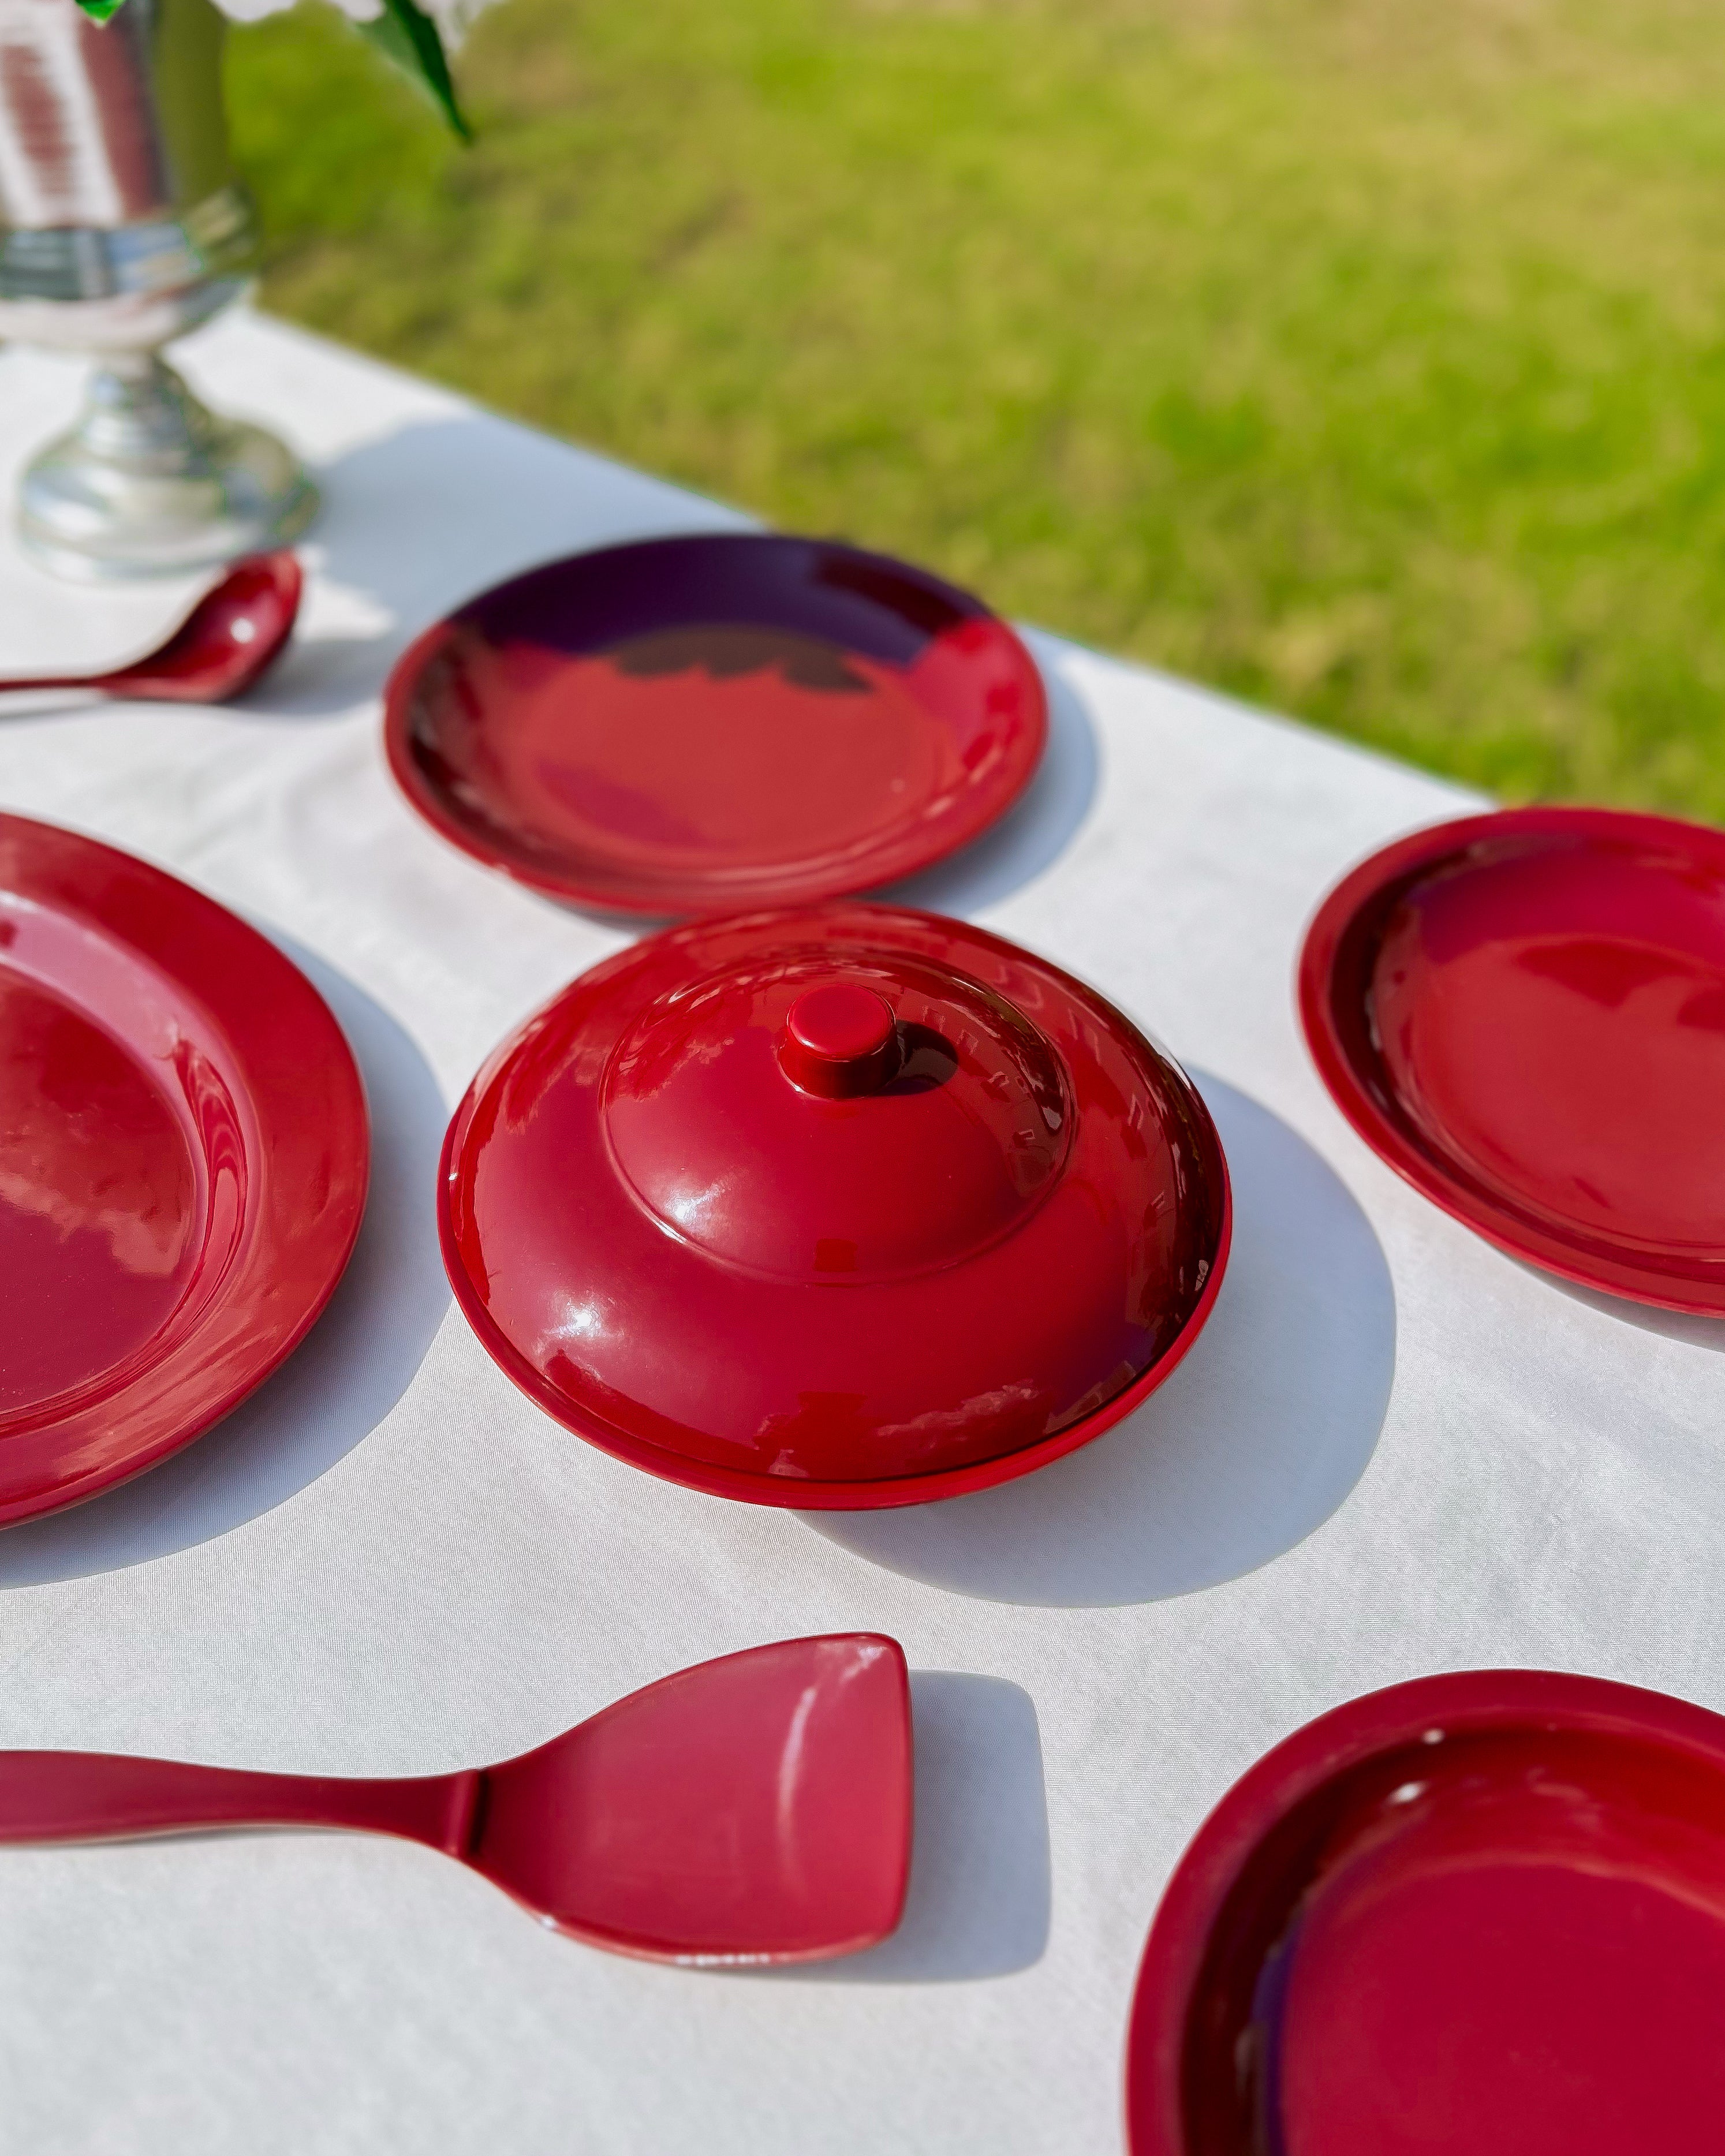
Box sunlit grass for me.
[229,0,1725,813]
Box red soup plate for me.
[440,903,1230,1507]
[384,532,1047,917]
[0,814,369,1523]
[1300,805,1725,1312]
[1127,1669,1725,2156]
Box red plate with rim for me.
[1300,806,1725,1311]
[383,532,1047,917]
[0,813,369,1523]
[440,902,1229,1506]
[1126,1669,1725,2156]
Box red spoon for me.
[0,552,303,704]
[0,1634,912,1965]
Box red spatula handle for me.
[0,1751,483,1852]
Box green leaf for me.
[356,0,471,141]
[73,0,468,139]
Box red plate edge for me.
[1296,803,1725,1316]
[435,920,1233,1509]
[0,813,371,1524]
[380,534,1050,919]
[1123,1666,1725,2156]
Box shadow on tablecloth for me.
[233,414,754,723]
[876,638,1099,917]
[760,1670,1049,1985]
[805,1073,1396,1606]
[0,936,450,1587]
[1510,1260,1725,1351]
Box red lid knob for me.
[779,984,899,1099]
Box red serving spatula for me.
[0,1634,912,1965]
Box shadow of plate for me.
[0,937,450,1586]
[805,1074,1395,1606]
[1511,1258,1725,1352]
[875,636,1099,918]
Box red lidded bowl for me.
[440,904,1230,1507]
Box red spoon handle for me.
[0,1752,482,1852]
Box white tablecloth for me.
[1,309,1720,2156]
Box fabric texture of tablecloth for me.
[1,309,1720,2156]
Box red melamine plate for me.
[383,532,1047,917]
[1300,806,1725,1311]
[440,903,1229,1506]
[1126,1669,1725,2156]
[0,814,369,1523]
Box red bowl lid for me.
[440,905,1230,1507]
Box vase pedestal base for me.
[18,351,318,583]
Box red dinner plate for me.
[1126,1669,1725,2156]
[383,532,1047,917]
[0,814,369,1523]
[439,903,1229,1506]
[1300,806,1725,1311]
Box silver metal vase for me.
[0,0,316,579]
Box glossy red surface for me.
[0,1634,913,1964]
[0,552,303,703]
[1126,1670,1725,2156]
[440,903,1230,1507]
[782,982,899,1097]
[0,813,369,1522]
[383,533,1047,916]
[1300,806,1725,1311]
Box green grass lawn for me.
[227,0,1725,814]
